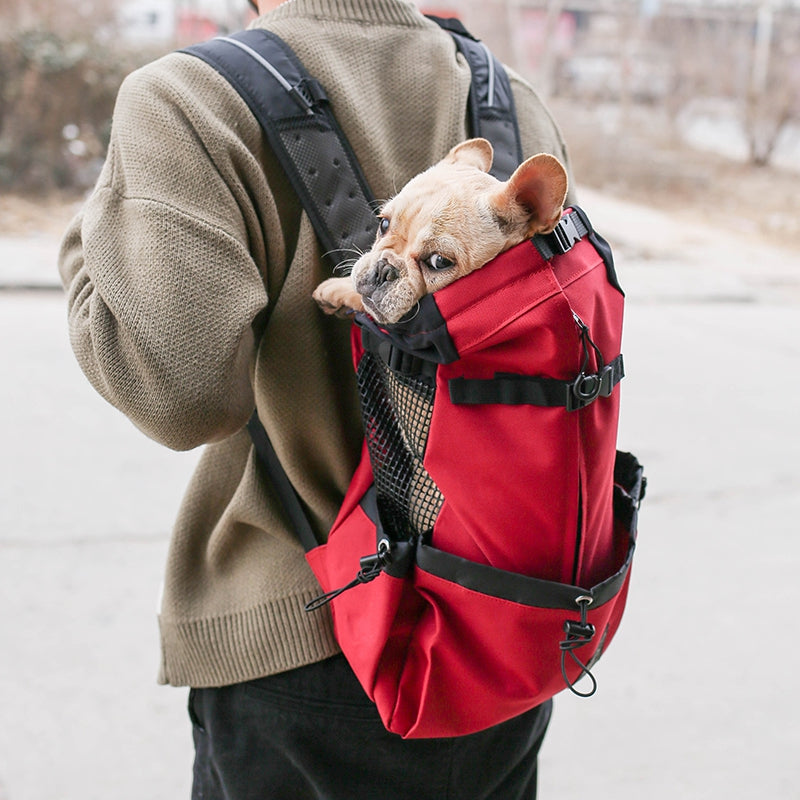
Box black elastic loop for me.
[559,596,598,697]
[304,569,375,612]
[560,647,598,698]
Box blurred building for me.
[119,0,254,45]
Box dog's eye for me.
[423,253,455,271]
[378,217,390,236]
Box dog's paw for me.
[312,277,365,318]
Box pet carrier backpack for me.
[184,21,645,740]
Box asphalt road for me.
[1,190,799,799]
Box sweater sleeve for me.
[58,57,269,451]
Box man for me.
[59,1,575,796]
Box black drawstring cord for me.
[559,595,598,697]
[568,312,609,411]
[304,571,372,612]
[305,540,393,612]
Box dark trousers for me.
[189,654,552,800]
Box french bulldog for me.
[312,137,568,324]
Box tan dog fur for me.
[312,138,568,324]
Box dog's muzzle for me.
[356,258,400,297]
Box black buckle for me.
[568,372,602,411]
[562,618,596,642]
[551,214,583,254]
[566,354,623,412]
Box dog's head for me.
[349,138,568,324]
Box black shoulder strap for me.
[181,24,522,551]
[182,22,522,266]
[245,411,318,551]
[183,30,378,268]
[427,16,523,180]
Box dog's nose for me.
[375,259,399,285]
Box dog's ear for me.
[444,138,494,173]
[490,153,568,237]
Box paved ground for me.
[1,189,799,799]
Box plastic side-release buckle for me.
[533,211,589,261]
[552,213,583,254]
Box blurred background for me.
[1,0,799,241]
[1,2,799,799]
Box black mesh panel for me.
[357,351,444,542]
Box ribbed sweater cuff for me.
[157,590,340,687]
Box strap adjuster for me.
[566,356,624,412]
[360,328,439,380]
[379,341,435,379]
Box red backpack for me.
[187,24,645,740]
[305,208,643,738]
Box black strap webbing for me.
[246,411,319,551]
[182,22,523,269]
[441,22,523,180]
[448,354,625,412]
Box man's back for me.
[58,2,572,796]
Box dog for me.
[312,137,568,324]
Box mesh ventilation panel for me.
[356,351,444,542]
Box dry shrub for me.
[0,3,163,192]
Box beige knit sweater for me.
[58,0,575,688]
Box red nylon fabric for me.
[306,228,630,738]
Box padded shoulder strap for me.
[183,23,522,265]
[183,30,379,267]
[429,16,522,181]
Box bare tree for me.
[0,0,153,190]
[743,4,800,167]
